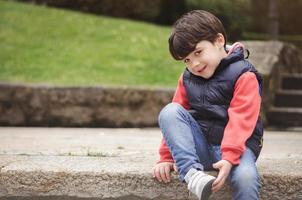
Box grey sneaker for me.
[184,168,215,200]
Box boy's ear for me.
[215,33,225,48]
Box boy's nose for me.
[192,59,200,68]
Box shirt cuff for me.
[221,149,242,165]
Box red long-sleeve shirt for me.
[158,71,261,165]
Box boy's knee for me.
[231,166,260,189]
[158,103,184,124]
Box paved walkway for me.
[0,127,301,199]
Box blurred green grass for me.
[0,0,184,87]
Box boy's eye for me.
[195,50,201,55]
[184,59,189,63]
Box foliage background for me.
[17,0,302,39]
[1,0,302,86]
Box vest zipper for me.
[203,82,207,105]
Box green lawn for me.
[0,0,184,87]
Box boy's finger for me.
[212,178,225,192]
[155,168,162,182]
[160,167,168,183]
[173,164,178,172]
[212,178,222,191]
[212,161,222,169]
[161,166,171,183]
[212,183,221,192]
[151,167,155,178]
[164,166,171,182]
[212,171,227,192]
[213,171,224,186]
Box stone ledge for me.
[0,127,301,199]
[0,83,173,127]
[0,156,302,200]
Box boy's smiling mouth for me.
[197,65,207,73]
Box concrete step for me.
[267,107,302,126]
[274,90,302,107]
[0,156,301,200]
[0,128,301,200]
[281,74,302,90]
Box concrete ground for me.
[0,127,301,200]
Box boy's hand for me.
[151,162,176,183]
[212,160,232,192]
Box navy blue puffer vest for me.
[183,48,263,158]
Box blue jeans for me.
[158,103,261,200]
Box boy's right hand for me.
[151,162,177,183]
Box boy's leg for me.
[210,146,260,200]
[228,148,261,200]
[158,102,213,181]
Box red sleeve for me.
[157,138,174,163]
[157,74,190,163]
[172,74,191,109]
[221,72,261,165]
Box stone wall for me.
[0,41,301,127]
[242,41,302,124]
[0,84,173,127]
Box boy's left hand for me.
[212,160,232,192]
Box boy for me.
[151,10,263,200]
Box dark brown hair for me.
[169,10,227,60]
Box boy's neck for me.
[221,48,228,59]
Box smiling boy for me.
[152,10,263,200]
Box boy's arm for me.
[158,139,174,163]
[221,72,261,165]
[171,74,191,110]
[158,73,190,163]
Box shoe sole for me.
[200,179,215,200]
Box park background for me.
[1,1,302,200]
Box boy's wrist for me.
[221,149,241,165]
[157,159,174,164]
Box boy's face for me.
[183,35,227,79]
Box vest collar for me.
[214,45,245,75]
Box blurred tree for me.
[268,0,279,40]
[186,0,252,42]
[18,0,302,37]
[156,0,187,24]
[278,0,302,35]
[97,0,162,22]
[250,0,302,35]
